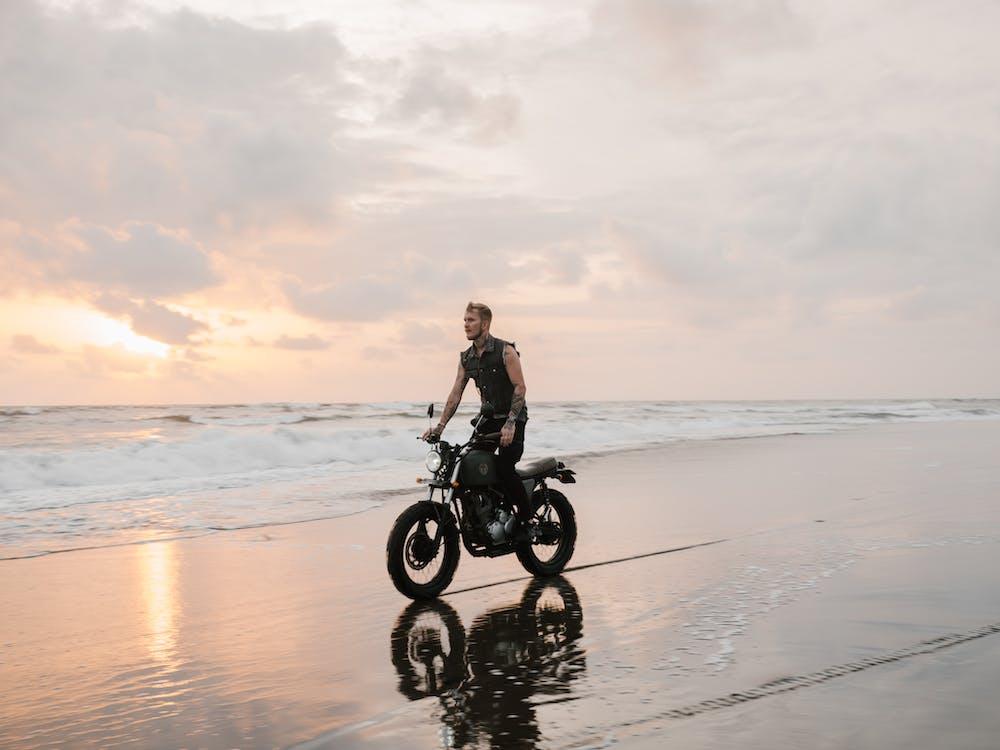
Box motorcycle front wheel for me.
[387,501,461,600]
[516,488,576,576]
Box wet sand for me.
[2,420,1000,748]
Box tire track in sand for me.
[565,620,1000,749]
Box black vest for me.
[461,335,528,422]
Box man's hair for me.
[466,301,492,326]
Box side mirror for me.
[427,403,435,419]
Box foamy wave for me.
[188,413,313,426]
[0,425,425,510]
[2,399,999,556]
[142,414,195,423]
[1,407,43,417]
[140,412,346,426]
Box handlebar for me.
[418,431,502,445]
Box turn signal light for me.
[451,481,460,488]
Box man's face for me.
[464,311,484,340]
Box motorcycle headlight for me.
[425,449,443,473]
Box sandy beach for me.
[3,419,1000,749]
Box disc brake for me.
[406,518,440,569]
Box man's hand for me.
[422,424,443,442]
[500,420,515,448]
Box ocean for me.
[2,399,998,560]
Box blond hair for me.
[465,301,493,325]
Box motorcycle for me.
[386,403,578,599]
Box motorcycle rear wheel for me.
[387,501,461,600]
[516,488,576,576]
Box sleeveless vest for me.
[461,335,528,422]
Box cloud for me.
[2,0,999,401]
[70,223,217,298]
[76,343,155,377]
[284,277,415,322]
[174,347,214,363]
[93,293,209,344]
[3,219,218,304]
[606,219,728,288]
[269,193,605,322]
[11,334,59,354]
[397,321,450,347]
[273,334,332,350]
[392,62,520,144]
[589,0,802,80]
[361,345,397,360]
[0,3,589,314]
[0,1,394,236]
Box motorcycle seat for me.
[516,457,558,478]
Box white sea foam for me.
[0,425,424,507]
[1,399,998,557]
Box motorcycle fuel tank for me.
[459,450,498,487]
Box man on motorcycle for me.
[422,301,532,536]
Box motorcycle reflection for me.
[390,577,586,749]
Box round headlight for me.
[425,449,443,473]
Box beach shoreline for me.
[5,399,998,562]
[3,420,1000,748]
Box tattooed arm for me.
[424,357,469,438]
[501,344,526,447]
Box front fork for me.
[423,486,459,549]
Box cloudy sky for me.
[2,0,998,404]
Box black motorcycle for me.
[386,404,578,600]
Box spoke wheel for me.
[387,501,461,599]
[515,488,576,576]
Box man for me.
[422,301,532,535]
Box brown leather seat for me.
[516,457,558,478]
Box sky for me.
[2,0,998,404]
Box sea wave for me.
[136,409,429,427]
[0,425,425,509]
[2,399,1000,557]
[1,407,44,417]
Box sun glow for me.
[1,299,172,358]
[88,315,171,358]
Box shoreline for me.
[5,417,998,562]
[2,420,1000,748]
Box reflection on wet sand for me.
[139,539,180,664]
[391,577,586,749]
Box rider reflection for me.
[390,577,586,749]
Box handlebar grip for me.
[480,432,501,441]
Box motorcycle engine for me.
[462,489,515,545]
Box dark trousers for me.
[484,418,530,523]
